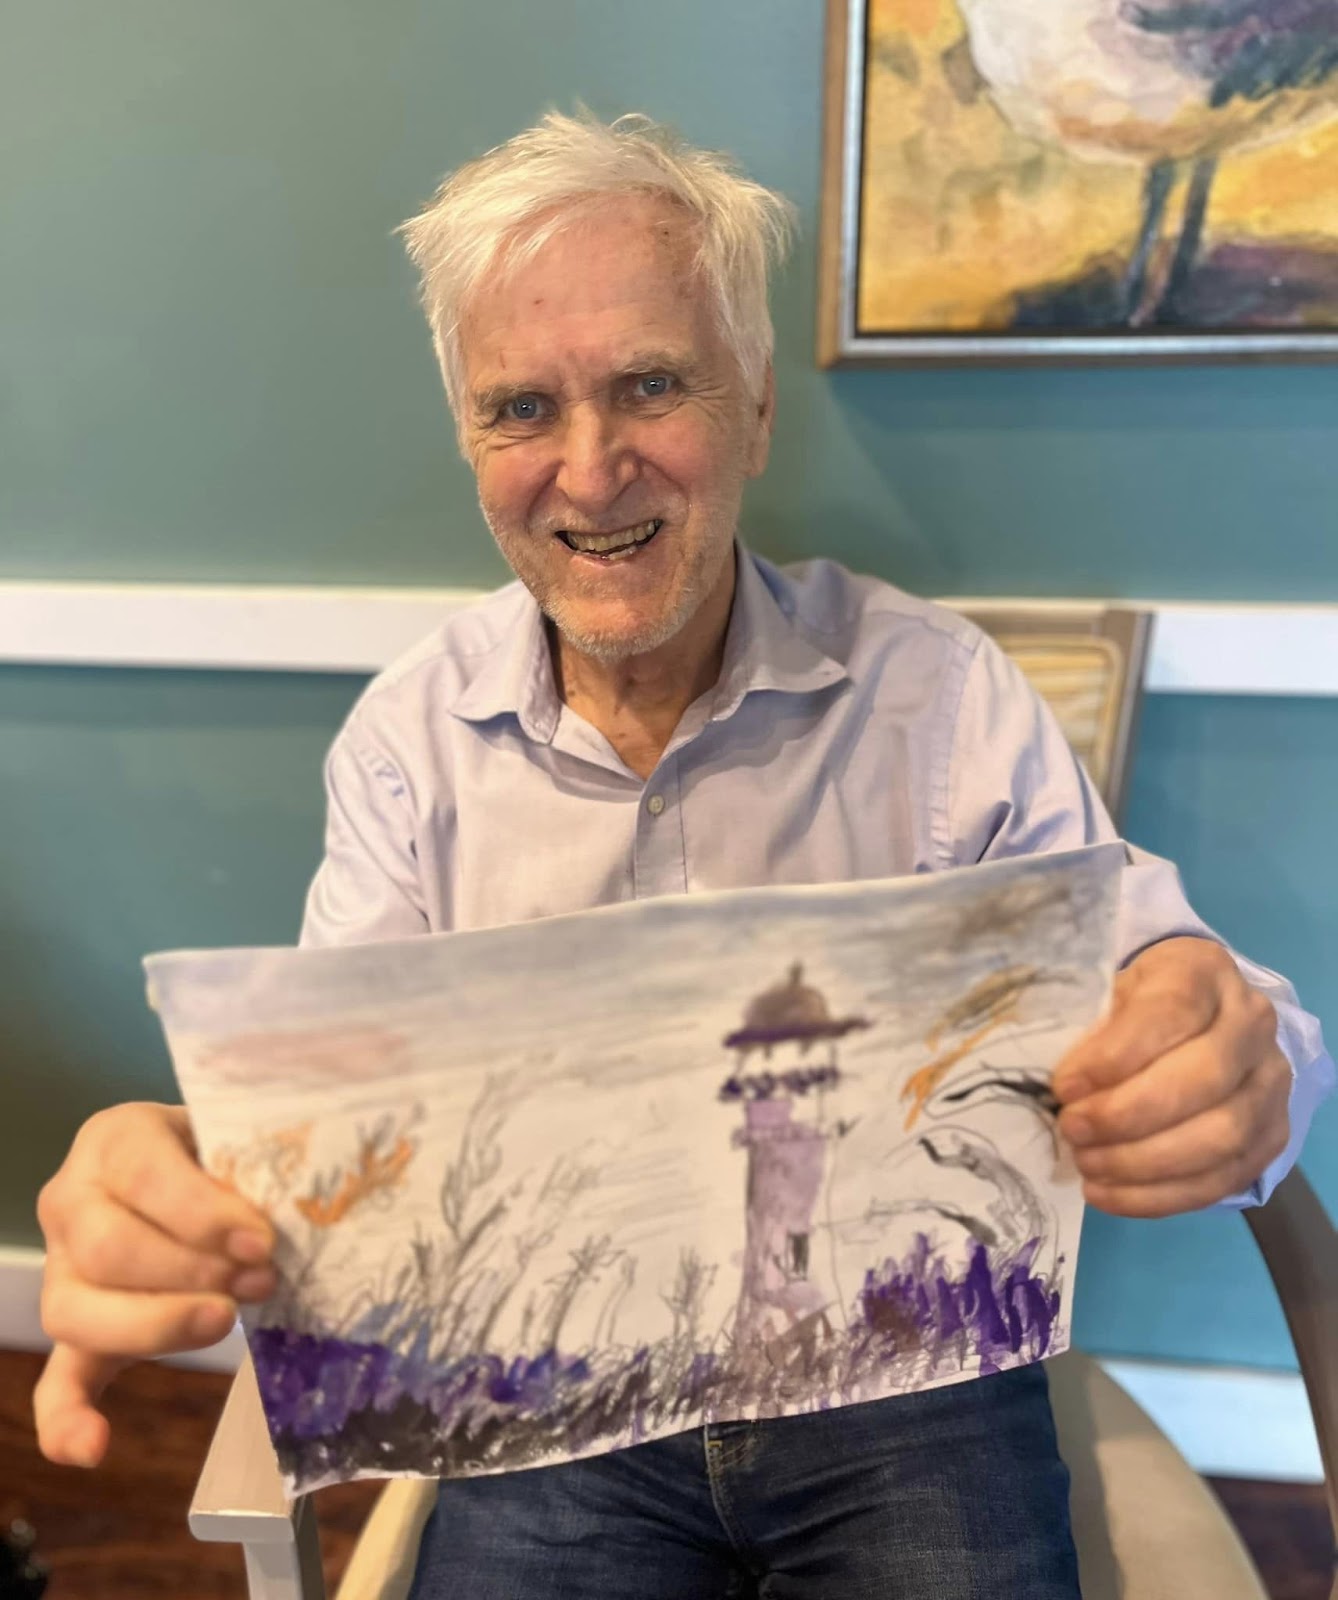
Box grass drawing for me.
[153,849,1123,1494]
[242,1063,1067,1490]
[250,1228,1061,1487]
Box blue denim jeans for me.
[407,1362,1080,1598]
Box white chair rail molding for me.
[4,580,1338,694]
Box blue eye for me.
[634,374,674,398]
[502,394,546,422]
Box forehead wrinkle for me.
[462,231,712,408]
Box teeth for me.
[563,519,660,555]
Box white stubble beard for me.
[479,500,737,666]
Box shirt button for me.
[647,793,666,816]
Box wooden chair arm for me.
[189,1348,326,1600]
[1244,1166,1338,1587]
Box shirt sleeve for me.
[942,631,1335,1207]
[299,719,430,949]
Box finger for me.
[1081,1116,1289,1218]
[58,1195,274,1298]
[1070,1060,1290,1186]
[1059,976,1281,1145]
[92,1109,274,1260]
[32,1344,127,1468]
[41,1274,238,1360]
[1052,975,1220,1101]
[1059,1027,1265,1150]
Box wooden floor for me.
[1,1347,1332,1598]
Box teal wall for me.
[3,0,1334,1368]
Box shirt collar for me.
[448,545,848,741]
[448,584,562,742]
[708,546,849,721]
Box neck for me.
[551,550,737,780]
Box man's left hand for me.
[1052,937,1291,1218]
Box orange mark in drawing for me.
[295,1124,416,1229]
[268,1123,313,1185]
[900,1013,1014,1130]
[900,966,1046,1130]
[208,1122,313,1211]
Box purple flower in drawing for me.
[251,1228,1067,1493]
[250,1325,598,1449]
[252,1327,395,1439]
[855,1235,1061,1372]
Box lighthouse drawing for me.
[719,963,871,1345]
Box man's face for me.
[460,196,773,663]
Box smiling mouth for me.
[557,519,663,560]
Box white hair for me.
[397,109,797,432]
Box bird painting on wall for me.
[854,0,1338,338]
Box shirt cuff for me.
[1218,1043,1337,1209]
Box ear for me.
[745,363,776,479]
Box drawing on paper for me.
[148,844,1123,1494]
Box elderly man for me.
[34,113,1332,1598]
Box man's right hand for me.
[33,1103,276,1468]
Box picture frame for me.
[817,0,1338,366]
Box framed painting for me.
[818,0,1338,364]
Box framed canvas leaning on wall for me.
[818,0,1338,365]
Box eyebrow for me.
[470,380,533,419]
[469,349,700,419]
[617,347,698,376]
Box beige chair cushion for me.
[1050,1350,1267,1600]
[988,636,1123,799]
[334,1351,1268,1600]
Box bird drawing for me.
[951,0,1338,323]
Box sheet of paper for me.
[148,843,1123,1494]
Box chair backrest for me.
[944,604,1152,829]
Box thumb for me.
[33,1342,131,1468]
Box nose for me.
[554,402,638,515]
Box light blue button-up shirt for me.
[301,547,1333,1204]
